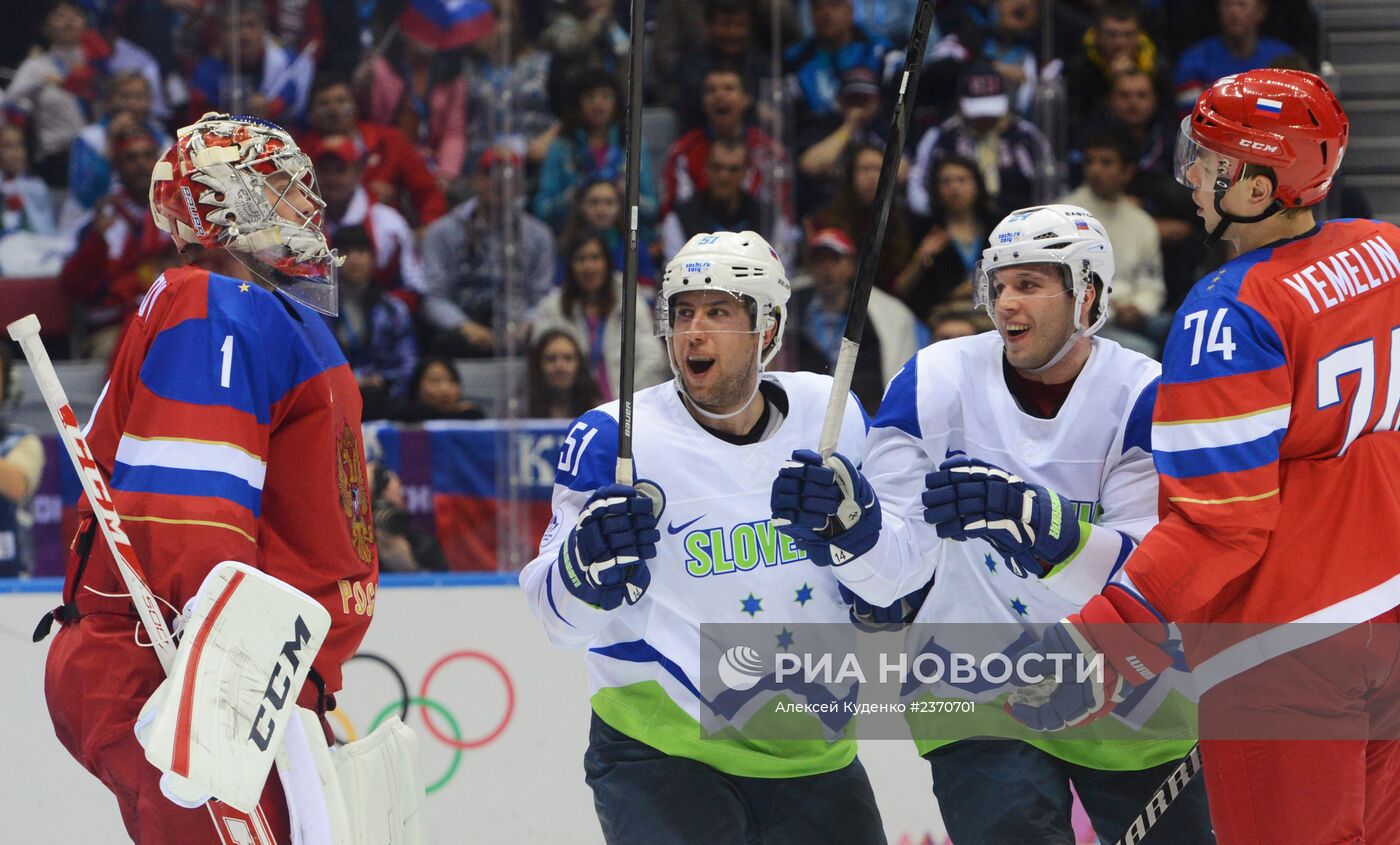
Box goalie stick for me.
[817,0,937,457]
[7,313,177,671]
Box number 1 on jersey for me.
[220,335,233,389]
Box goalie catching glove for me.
[557,481,665,610]
[771,449,881,566]
[922,456,1082,573]
[1005,583,1175,732]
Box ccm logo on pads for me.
[248,615,313,751]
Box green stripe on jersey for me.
[591,681,857,778]
[909,687,1198,771]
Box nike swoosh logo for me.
[666,514,706,535]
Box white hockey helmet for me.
[657,230,791,369]
[974,204,1114,370]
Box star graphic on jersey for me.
[794,583,814,606]
[1009,597,1029,616]
[741,593,763,617]
[238,282,251,293]
[983,553,998,574]
[776,628,795,651]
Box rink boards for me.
[0,576,959,844]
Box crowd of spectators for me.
[0,0,1337,428]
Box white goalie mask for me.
[150,113,342,315]
[657,231,790,418]
[974,204,1114,373]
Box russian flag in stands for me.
[398,0,495,49]
[369,421,564,571]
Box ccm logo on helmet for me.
[1238,139,1280,153]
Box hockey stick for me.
[817,0,936,457]
[1114,743,1202,845]
[7,314,177,672]
[611,0,660,605]
[615,0,645,490]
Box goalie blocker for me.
[134,562,331,812]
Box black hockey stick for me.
[817,0,937,456]
[1115,743,1203,845]
[615,0,645,488]
[614,0,661,603]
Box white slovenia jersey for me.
[520,371,869,777]
[835,332,1161,654]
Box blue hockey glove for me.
[557,481,664,611]
[922,456,1081,570]
[838,582,930,632]
[771,449,881,566]
[1005,584,1175,732]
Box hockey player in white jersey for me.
[521,231,884,844]
[770,206,1214,843]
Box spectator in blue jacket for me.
[1173,0,1295,114]
[65,70,172,225]
[188,0,313,125]
[784,0,890,122]
[532,68,656,234]
[328,225,419,421]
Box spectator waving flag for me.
[399,0,495,49]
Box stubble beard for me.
[687,349,760,415]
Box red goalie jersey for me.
[49,264,378,716]
[1128,217,1400,627]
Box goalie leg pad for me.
[136,561,332,814]
[334,716,425,845]
[278,706,353,845]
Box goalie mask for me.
[150,112,342,315]
[657,231,790,419]
[975,205,1113,374]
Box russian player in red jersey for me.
[1007,70,1400,842]
[40,113,378,843]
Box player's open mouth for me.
[1005,322,1031,341]
[687,356,716,376]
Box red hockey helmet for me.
[1175,69,1348,208]
[150,113,341,314]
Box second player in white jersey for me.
[770,206,1212,844]
[866,328,1158,630]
